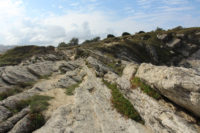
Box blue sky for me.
[0,0,200,46]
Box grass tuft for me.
[131,77,161,100]
[65,81,82,95]
[103,80,144,124]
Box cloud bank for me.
[0,0,199,46]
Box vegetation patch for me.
[65,81,82,95]
[0,88,23,101]
[0,45,55,67]
[107,61,124,76]
[14,95,52,131]
[39,74,52,80]
[131,77,161,100]
[0,82,35,101]
[103,80,144,124]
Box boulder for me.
[136,63,200,117]
[1,66,37,85]
[27,61,56,77]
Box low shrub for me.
[131,77,161,100]
[103,80,144,123]
[122,32,131,36]
[65,81,82,95]
[0,45,55,67]
[107,34,115,38]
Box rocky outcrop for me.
[179,49,200,73]
[34,65,150,133]
[136,63,200,117]
[104,63,200,133]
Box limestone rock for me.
[0,107,30,133]
[8,115,32,133]
[179,49,200,73]
[0,106,12,122]
[157,34,167,40]
[1,66,37,85]
[34,66,150,133]
[166,38,181,48]
[105,63,200,133]
[136,63,200,117]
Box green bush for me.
[58,42,69,47]
[107,34,115,38]
[69,38,79,46]
[0,88,23,101]
[103,80,144,123]
[28,113,45,130]
[122,32,131,36]
[131,77,161,100]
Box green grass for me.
[107,62,124,76]
[65,81,82,95]
[131,77,161,100]
[39,74,52,80]
[0,88,23,101]
[14,95,53,131]
[0,45,55,67]
[15,95,53,113]
[103,80,144,123]
[0,82,35,101]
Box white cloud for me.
[0,0,199,46]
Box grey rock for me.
[27,61,56,77]
[34,65,150,133]
[179,49,200,73]
[145,45,158,63]
[0,107,30,133]
[136,63,200,117]
[1,66,37,85]
[166,38,181,48]
[157,34,167,40]
[9,114,32,133]
[105,63,200,133]
[195,32,200,35]
[176,33,185,38]
[0,91,36,109]
[0,106,12,122]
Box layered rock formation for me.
[0,27,200,133]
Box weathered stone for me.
[105,63,200,133]
[1,66,37,85]
[157,34,167,40]
[0,91,36,109]
[176,33,185,38]
[9,114,32,133]
[27,61,56,77]
[145,45,158,63]
[34,66,150,133]
[0,106,12,122]
[0,107,30,133]
[166,38,181,48]
[136,63,200,117]
[179,49,200,73]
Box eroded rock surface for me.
[136,63,200,117]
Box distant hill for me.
[0,45,14,54]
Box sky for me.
[0,0,200,46]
